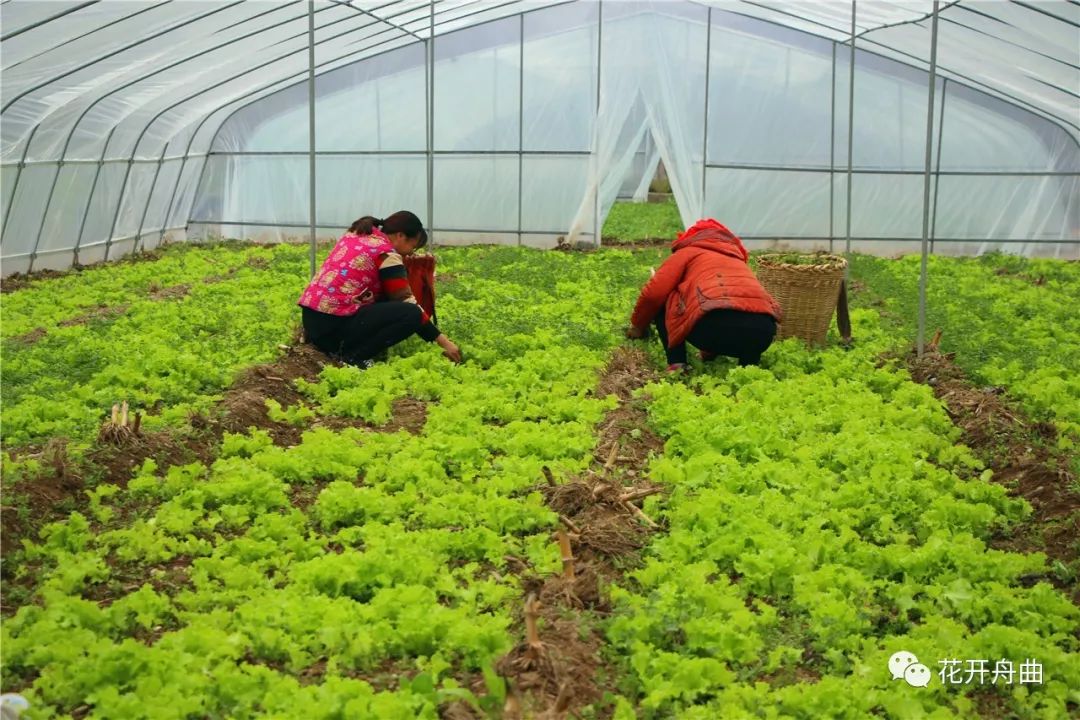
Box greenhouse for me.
[1,1,1078,719]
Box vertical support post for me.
[75,128,119,266]
[593,0,603,248]
[930,77,947,255]
[518,12,524,246]
[427,0,435,245]
[829,43,837,253]
[135,145,169,253]
[159,151,191,247]
[26,160,62,274]
[307,0,317,278]
[917,1,940,359]
[104,156,136,262]
[844,0,856,271]
[700,7,712,219]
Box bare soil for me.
[496,346,665,719]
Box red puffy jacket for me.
[630,219,781,348]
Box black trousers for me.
[655,309,777,366]
[302,303,425,364]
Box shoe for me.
[341,356,375,369]
[699,350,718,362]
[666,363,688,375]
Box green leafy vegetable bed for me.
[1,241,1077,719]
[847,253,1080,454]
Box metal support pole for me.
[930,77,947,255]
[74,127,119,266]
[427,0,435,246]
[829,43,837,252]
[917,1,940,359]
[103,156,139,261]
[700,8,711,219]
[845,0,856,268]
[308,0,317,278]
[159,148,196,247]
[135,145,169,253]
[518,13,524,246]
[188,154,215,240]
[25,160,61,274]
[594,0,603,247]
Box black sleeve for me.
[417,318,441,343]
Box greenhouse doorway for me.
[603,132,684,245]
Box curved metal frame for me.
[3,0,1078,276]
[6,3,257,265]
[101,4,417,261]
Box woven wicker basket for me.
[755,253,847,347]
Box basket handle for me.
[836,280,852,342]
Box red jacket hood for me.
[672,218,749,262]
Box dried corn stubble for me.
[97,401,141,445]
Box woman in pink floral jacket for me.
[298,211,461,366]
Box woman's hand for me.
[625,325,647,340]
[436,334,462,363]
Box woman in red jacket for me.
[626,219,781,372]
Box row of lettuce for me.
[608,312,1079,718]
[1,242,1077,718]
[847,253,1080,458]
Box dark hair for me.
[348,210,426,247]
[348,216,380,234]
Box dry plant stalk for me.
[525,593,542,650]
[928,328,943,352]
[98,399,141,445]
[604,444,619,469]
[621,500,659,528]
[557,530,575,580]
[542,465,556,487]
[559,514,581,535]
[619,486,663,503]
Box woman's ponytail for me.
[348,216,382,235]
[349,211,424,242]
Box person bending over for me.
[298,210,461,366]
[626,218,781,372]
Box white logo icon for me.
[889,651,931,687]
[889,651,919,680]
[904,663,932,687]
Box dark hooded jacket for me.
[630,219,782,348]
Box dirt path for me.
[493,346,666,719]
